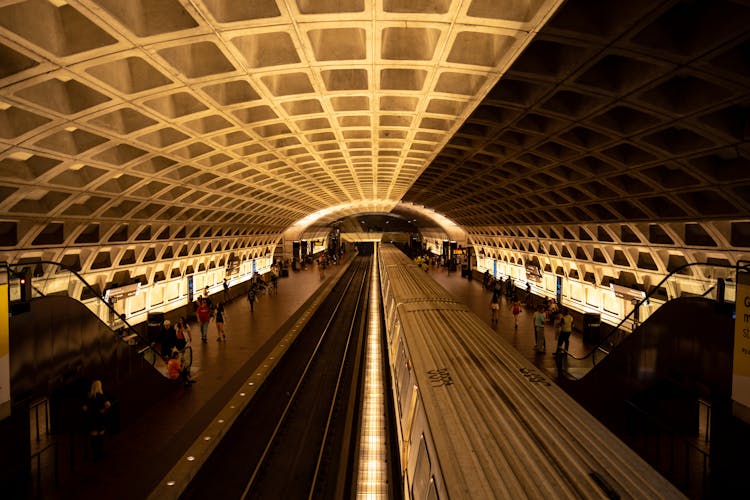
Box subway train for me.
[377,244,684,499]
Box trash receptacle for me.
[461,265,469,278]
[583,312,601,344]
[146,311,164,343]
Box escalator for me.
[0,264,173,498]
[563,296,744,498]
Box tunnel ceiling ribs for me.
[0,0,749,285]
[405,0,750,233]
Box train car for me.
[378,244,684,499]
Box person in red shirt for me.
[196,298,211,343]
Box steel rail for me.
[240,259,368,499]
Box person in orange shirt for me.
[167,350,194,386]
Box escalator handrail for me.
[2,260,158,357]
[563,261,746,368]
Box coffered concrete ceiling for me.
[0,0,749,288]
[0,0,560,252]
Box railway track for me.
[182,256,371,499]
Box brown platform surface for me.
[41,263,331,500]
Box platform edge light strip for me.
[356,244,388,497]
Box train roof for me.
[378,244,684,499]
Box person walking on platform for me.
[494,278,503,297]
[511,297,522,328]
[196,298,211,343]
[222,278,229,300]
[533,306,546,353]
[215,302,226,341]
[556,309,574,355]
[489,294,500,325]
[247,287,256,313]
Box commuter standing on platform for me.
[215,302,226,341]
[222,278,229,300]
[82,380,112,461]
[174,317,191,350]
[489,294,500,325]
[247,287,256,313]
[511,297,522,328]
[201,287,213,310]
[196,298,211,343]
[556,308,574,355]
[157,319,176,358]
[533,306,546,353]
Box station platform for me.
[43,263,330,500]
[429,267,588,379]
[41,258,581,499]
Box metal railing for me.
[28,398,58,498]
[560,261,744,379]
[2,261,167,372]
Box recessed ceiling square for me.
[137,127,190,148]
[380,69,427,91]
[88,108,157,134]
[383,0,450,14]
[143,92,208,118]
[382,27,441,61]
[0,106,51,139]
[447,31,515,67]
[202,80,261,106]
[15,78,111,115]
[158,41,235,78]
[307,28,366,61]
[380,96,418,112]
[435,72,487,95]
[295,117,331,131]
[232,32,301,68]
[0,42,38,79]
[86,56,172,94]
[261,72,314,96]
[330,96,369,111]
[0,0,116,56]
[467,0,547,22]
[281,99,324,116]
[91,0,198,36]
[34,128,108,155]
[233,105,277,124]
[321,69,368,91]
[296,0,364,14]
[183,115,234,134]
[203,0,281,22]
